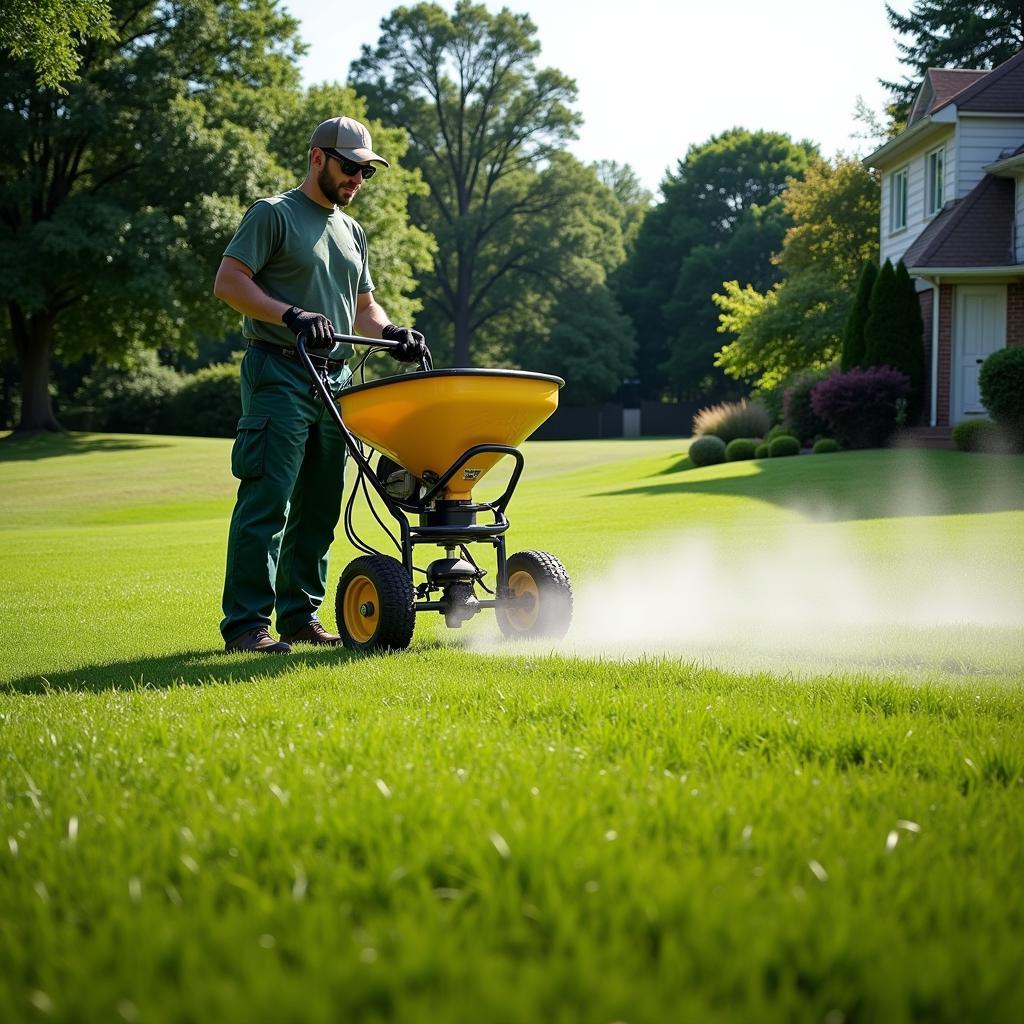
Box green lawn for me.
[2,433,1023,1022]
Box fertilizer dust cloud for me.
[474,460,1024,678]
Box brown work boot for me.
[280,620,341,646]
[225,627,291,654]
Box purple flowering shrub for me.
[810,367,911,449]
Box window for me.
[890,167,908,231]
[926,146,945,215]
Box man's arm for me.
[353,290,390,338]
[213,256,290,325]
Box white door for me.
[953,285,1006,421]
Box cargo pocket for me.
[231,415,270,480]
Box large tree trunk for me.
[453,251,473,367]
[9,306,62,434]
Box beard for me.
[317,164,354,207]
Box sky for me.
[280,0,913,195]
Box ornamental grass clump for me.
[692,399,771,444]
[688,434,727,467]
[810,367,910,449]
[725,438,758,462]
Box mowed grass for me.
[2,432,1024,1023]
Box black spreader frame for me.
[297,333,531,610]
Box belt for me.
[248,339,348,369]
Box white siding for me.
[955,116,1024,195]
[879,128,955,266]
[1017,175,1024,264]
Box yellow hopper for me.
[338,369,562,500]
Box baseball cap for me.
[308,117,390,167]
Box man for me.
[213,116,427,654]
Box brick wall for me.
[918,288,933,425]
[936,284,954,427]
[1007,282,1024,348]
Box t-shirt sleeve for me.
[355,223,374,294]
[223,201,281,275]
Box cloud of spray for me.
[474,453,1024,677]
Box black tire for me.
[496,550,573,641]
[336,554,415,652]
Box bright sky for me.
[281,0,912,195]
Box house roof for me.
[903,174,1015,270]
[908,69,989,125]
[986,141,1024,176]
[930,46,1024,116]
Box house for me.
[864,48,1024,427]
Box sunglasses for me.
[321,149,377,179]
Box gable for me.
[934,47,1024,115]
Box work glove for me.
[382,323,428,364]
[282,305,335,347]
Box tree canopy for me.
[617,128,816,401]
[883,1,1024,120]
[0,0,114,89]
[351,1,582,367]
[713,155,879,392]
[1,1,432,432]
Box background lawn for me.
[2,433,1023,1022]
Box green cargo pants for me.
[220,345,351,643]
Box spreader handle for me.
[296,332,432,371]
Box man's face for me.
[316,150,370,207]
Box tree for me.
[593,161,653,251]
[1,4,433,433]
[883,2,1024,121]
[0,0,113,90]
[841,261,878,371]
[863,259,926,419]
[0,0,301,432]
[712,155,879,392]
[619,128,816,400]
[351,1,580,367]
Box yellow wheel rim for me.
[343,575,380,644]
[505,570,540,631]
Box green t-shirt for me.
[223,188,374,361]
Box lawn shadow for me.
[3,645,367,695]
[0,432,171,462]
[597,450,1024,521]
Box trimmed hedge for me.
[71,351,183,433]
[725,438,758,462]
[166,361,242,437]
[689,434,727,467]
[812,438,840,454]
[769,435,800,458]
[755,442,771,459]
[952,419,1015,453]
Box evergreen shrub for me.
[725,438,758,462]
[769,435,800,457]
[812,438,840,454]
[979,347,1024,444]
[167,360,242,437]
[692,399,771,444]
[841,260,877,370]
[755,442,771,459]
[688,434,727,467]
[72,351,183,433]
[952,419,1014,453]
[810,366,910,449]
[782,369,830,443]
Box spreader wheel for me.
[496,550,573,641]
[336,555,415,652]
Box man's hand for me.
[382,323,428,363]
[282,306,335,346]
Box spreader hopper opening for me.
[338,369,563,499]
